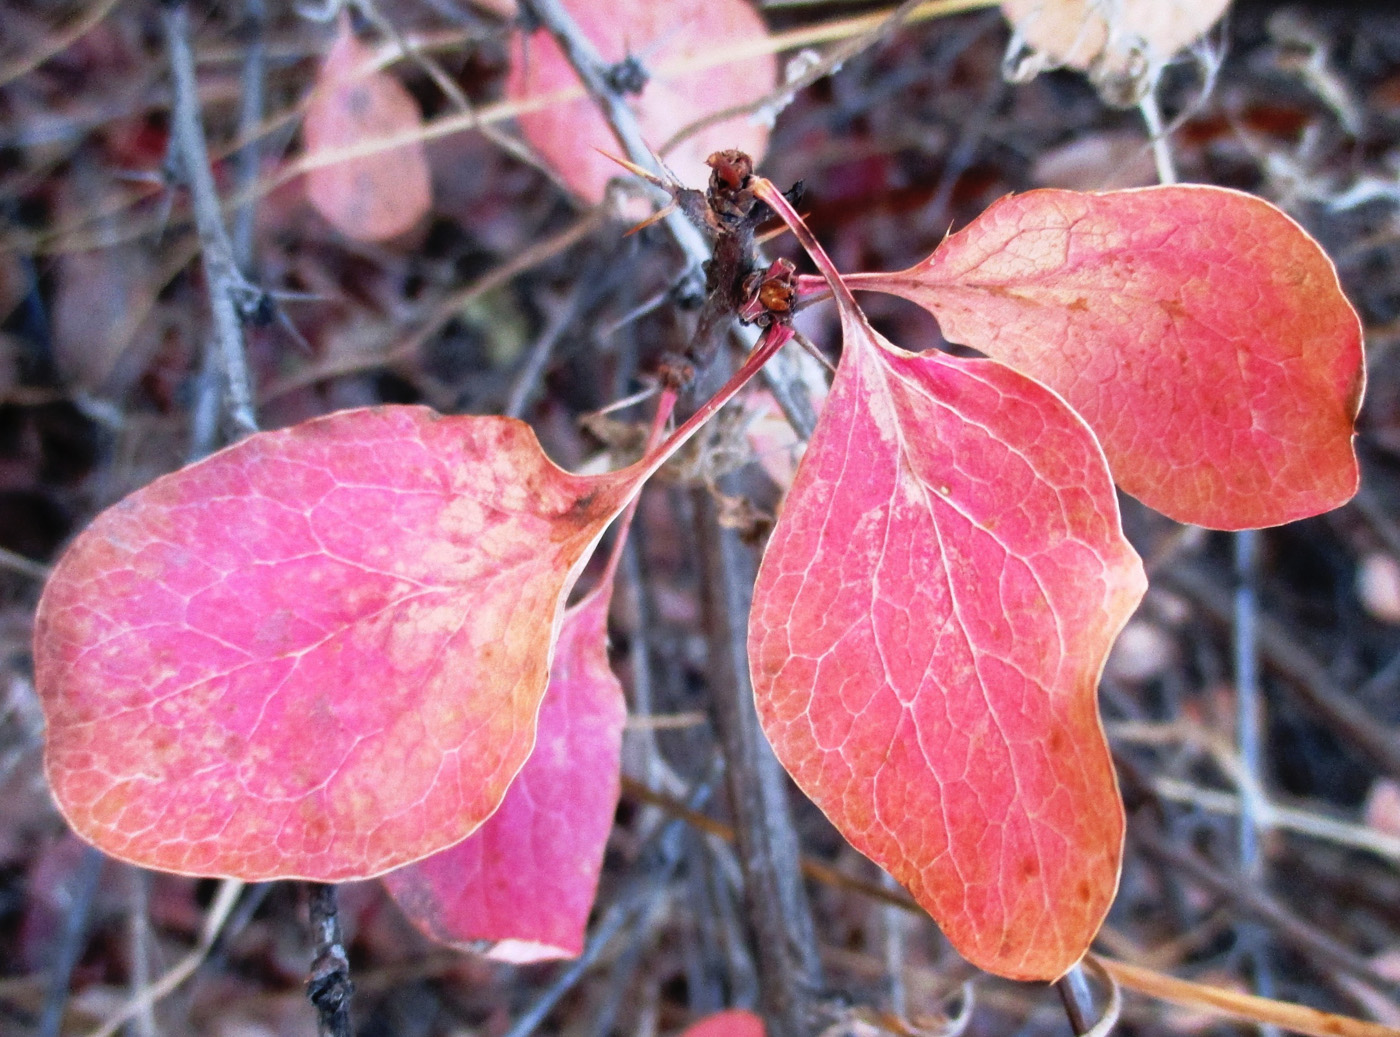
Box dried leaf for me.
[505,0,776,203]
[35,406,638,880]
[303,17,432,241]
[1001,0,1230,101]
[847,186,1363,529]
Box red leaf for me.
[34,406,637,880]
[846,186,1363,529]
[749,181,1146,981]
[303,17,432,241]
[505,0,776,203]
[383,582,625,962]
[678,1009,766,1037]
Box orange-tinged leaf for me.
[34,406,638,881]
[383,576,626,962]
[749,180,1146,981]
[303,17,432,241]
[505,0,776,203]
[678,1009,766,1037]
[846,186,1364,529]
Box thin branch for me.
[231,0,268,270]
[1096,956,1400,1037]
[694,487,824,1037]
[658,0,941,158]
[0,0,125,89]
[86,879,245,1037]
[517,0,710,270]
[260,208,605,403]
[0,545,52,581]
[1132,826,1400,1008]
[1159,565,1400,781]
[307,884,354,1037]
[38,847,104,1037]
[1057,964,1096,1035]
[163,2,259,439]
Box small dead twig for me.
[87,878,245,1037]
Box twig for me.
[260,208,605,403]
[0,0,125,89]
[231,0,267,269]
[882,870,909,1020]
[1159,565,1400,781]
[163,2,259,439]
[1096,956,1400,1037]
[1057,964,1095,1035]
[1233,526,1280,1026]
[0,545,52,581]
[1139,88,1178,186]
[127,868,157,1037]
[307,884,354,1037]
[658,0,941,158]
[1133,773,1400,862]
[516,0,710,270]
[86,878,245,1037]
[1132,826,1400,1008]
[1060,959,1122,1037]
[693,488,824,1037]
[37,846,104,1037]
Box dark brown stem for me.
[307,884,354,1037]
[516,0,815,431]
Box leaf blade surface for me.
[35,406,634,881]
[847,186,1363,529]
[750,303,1146,980]
[383,581,626,961]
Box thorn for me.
[624,202,677,237]
[756,222,793,247]
[593,147,672,189]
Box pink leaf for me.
[34,406,638,881]
[846,186,1363,529]
[678,1009,766,1037]
[749,181,1146,981]
[383,582,625,962]
[303,17,432,241]
[505,0,776,203]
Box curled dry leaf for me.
[505,0,776,203]
[34,407,640,880]
[748,181,1146,981]
[383,582,626,962]
[303,17,432,241]
[847,187,1364,530]
[1001,0,1230,101]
